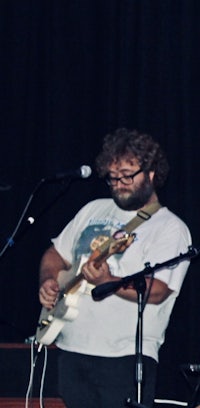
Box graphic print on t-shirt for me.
[74,224,113,261]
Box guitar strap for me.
[97,201,162,254]
[123,201,162,235]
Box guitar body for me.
[36,231,135,346]
[36,291,81,345]
[36,262,88,345]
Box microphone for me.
[92,281,122,301]
[45,165,92,182]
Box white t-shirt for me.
[52,199,191,361]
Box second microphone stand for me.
[92,246,199,408]
[125,273,149,408]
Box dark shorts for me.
[58,350,157,408]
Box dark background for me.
[0,0,200,403]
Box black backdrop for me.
[0,0,200,402]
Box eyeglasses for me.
[105,168,143,186]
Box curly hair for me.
[95,128,169,188]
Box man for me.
[38,128,191,408]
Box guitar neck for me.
[62,234,133,296]
[62,247,110,295]
[62,272,84,295]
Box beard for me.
[111,174,154,211]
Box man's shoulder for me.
[156,206,190,232]
[159,206,186,221]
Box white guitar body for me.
[36,260,89,345]
[36,290,81,345]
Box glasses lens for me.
[120,176,133,185]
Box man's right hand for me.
[39,278,60,309]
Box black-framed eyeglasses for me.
[105,168,143,186]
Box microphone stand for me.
[124,273,147,408]
[92,246,200,408]
[0,176,76,259]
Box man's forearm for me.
[39,246,71,286]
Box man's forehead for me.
[109,156,140,169]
